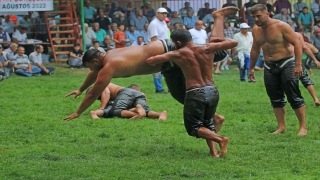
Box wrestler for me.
[146,8,239,157]
[294,32,320,106]
[249,4,307,136]
[88,83,167,120]
[63,8,235,121]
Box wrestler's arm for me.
[146,51,179,65]
[281,23,303,76]
[99,87,111,109]
[64,67,113,120]
[297,34,320,67]
[249,29,262,71]
[206,38,238,52]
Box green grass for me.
[1,63,320,179]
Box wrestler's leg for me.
[129,104,146,120]
[214,113,225,132]
[198,128,229,157]
[90,109,103,119]
[294,106,307,136]
[148,111,167,121]
[272,107,286,134]
[306,43,319,53]
[306,85,320,106]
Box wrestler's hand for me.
[65,89,82,99]
[315,61,320,69]
[249,69,255,81]
[293,64,303,78]
[63,112,80,121]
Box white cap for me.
[157,7,168,13]
[240,23,250,29]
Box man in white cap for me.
[148,7,169,94]
[233,22,255,82]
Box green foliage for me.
[1,64,320,179]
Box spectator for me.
[1,15,14,38]
[148,7,169,94]
[80,23,96,49]
[17,14,33,39]
[131,36,145,46]
[126,25,141,44]
[143,2,155,22]
[293,0,307,19]
[198,3,213,20]
[114,24,127,48]
[13,26,33,55]
[130,10,149,31]
[202,9,215,32]
[94,10,111,32]
[162,3,172,18]
[222,0,237,8]
[125,1,137,14]
[258,0,273,17]
[84,0,96,24]
[92,22,107,47]
[233,23,255,82]
[29,45,55,75]
[3,43,18,61]
[189,20,208,45]
[311,28,320,51]
[164,18,171,38]
[184,10,199,30]
[0,44,14,78]
[298,7,315,33]
[102,35,115,51]
[245,7,255,27]
[33,12,49,54]
[170,11,183,27]
[140,23,150,44]
[311,0,320,22]
[109,1,126,19]
[243,0,257,9]
[68,43,84,69]
[288,19,297,31]
[312,21,320,36]
[224,22,239,39]
[173,22,182,30]
[0,26,11,49]
[104,3,111,16]
[273,0,292,15]
[179,2,194,19]
[273,8,292,23]
[13,46,41,77]
[113,13,130,30]
[89,41,106,52]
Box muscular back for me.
[252,19,294,61]
[172,45,214,89]
[107,83,124,100]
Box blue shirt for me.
[84,6,96,19]
[299,12,314,25]
[94,29,107,42]
[130,16,149,31]
[202,14,214,24]
[184,16,198,28]
[140,30,150,44]
[125,30,141,43]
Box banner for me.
[0,0,53,12]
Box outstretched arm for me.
[99,87,111,109]
[206,38,238,52]
[64,67,113,121]
[146,51,179,65]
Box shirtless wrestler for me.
[249,4,307,136]
[88,83,167,120]
[146,8,239,157]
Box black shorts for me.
[264,57,305,109]
[183,84,219,138]
[110,88,150,117]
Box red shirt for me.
[114,31,126,48]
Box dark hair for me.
[303,7,308,10]
[170,28,192,45]
[35,45,42,50]
[118,24,124,27]
[82,49,101,65]
[129,25,134,28]
[20,26,27,30]
[74,43,80,47]
[250,4,267,14]
[128,84,140,89]
[137,36,143,40]
[93,41,100,45]
[162,2,167,6]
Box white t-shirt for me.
[233,32,253,54]
[148,18,168,41]
[85,29,96,46]
[12,30,27,42]
[189,28,208,45]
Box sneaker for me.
[220,66,225,70]
[248,79,257,83]
[240,79,246,82]
[224,66,229,70]
[156,90,169,94]
[70,67,74,70]
[0,75,4,82]
[33,73,41,77]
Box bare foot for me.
[271,128,286,134]
[298,128,307,136]
[90,111,100,120]
[136,104,146,117]
[158,111,167,121]
[315,100,320,106]
[130,114,143,120]
[219,137,229,157]
[212,6,239,18]
[209,143,220,158]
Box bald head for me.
[195,20,203,30]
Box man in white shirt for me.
[188,20,208,45]
[29,45,55,75]
[80,23,97,49]
[12,26,27,43]
[131,36,146,46]
[89,41,106,52]
[148,7,169,94]
[233,23,255,82]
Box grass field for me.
[1,63,320,180]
